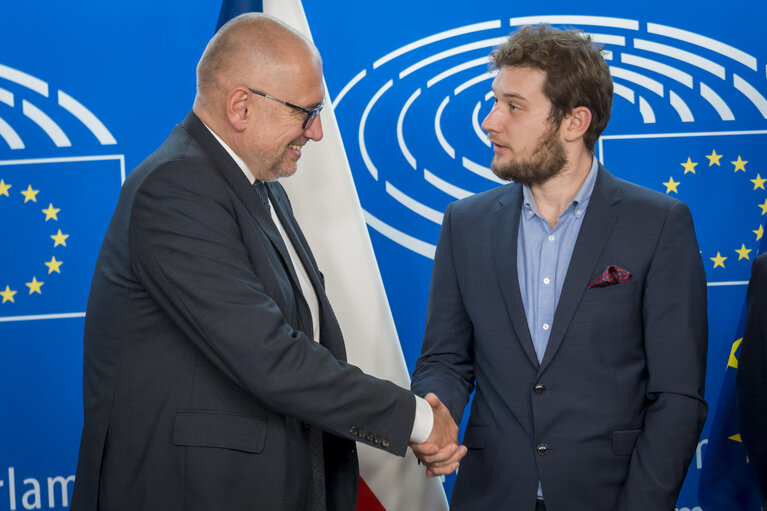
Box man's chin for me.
[276,164,299,180]
[490,161,515,183]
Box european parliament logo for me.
[331,14,767,276]
[0,63,123,322]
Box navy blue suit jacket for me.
[412,165,708,511]
[71,112,415,511]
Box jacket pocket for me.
[462,425,488,449]
[612,428,642,456]
[173,410,267,453]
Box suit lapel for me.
[540,165,623,368]
[180,112,306,297]
[268,183,347,360]
[491,184,540,368]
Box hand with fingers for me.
[410,393,467,477]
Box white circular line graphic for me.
[332,15,767,258]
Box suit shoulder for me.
[613,175,679,207]
[124,125,226,198]
[752,252,767,280]
[449,182,518,214]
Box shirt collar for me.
[202,121,257,185]
[522,155,599,220]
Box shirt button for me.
[534,384,546,395]
[576,209,582,216]
[537,443,549,456]
[542,323,550,330]
[543,277,550,285]
[548,235,555,241]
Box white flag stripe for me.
[263,1,449,509]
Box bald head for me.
[191,13,326,181]
[195,13,320,109]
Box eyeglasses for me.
[248,88,324,129]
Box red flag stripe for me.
[356,477,386,511]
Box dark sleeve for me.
[129,161,415,455]
[411,203,476,423]
[615,200,709,510]
[737,253,767,498]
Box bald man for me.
[70,14,460,511]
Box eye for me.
[508,102,520,112]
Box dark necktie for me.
[254,179,326,510]
[309,428,327,511]
[253,180,271,213]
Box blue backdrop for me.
[1,2,765,510]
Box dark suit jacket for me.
[737,251,767,502]
[411,165,708,511]
[70,112,415,511]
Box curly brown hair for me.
[490,25,613,152]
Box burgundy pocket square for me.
[586,265,632,290]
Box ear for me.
[226,87,251,133]
[562,106,592,143]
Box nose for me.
[304,113,324,141]
[481,104,500,133]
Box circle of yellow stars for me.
[0,178,67,304]
[662,150,765,271]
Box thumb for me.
[424,392,441,408]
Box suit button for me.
[537,444,549,456]
[534,384,546,395]
[373,437,382,445]
[381,439,390,448]
[365,432,375,442]
[349,426,359,435]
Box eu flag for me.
[699,232,766,510]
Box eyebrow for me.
[497,92,528,103]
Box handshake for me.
[410,393,468,477]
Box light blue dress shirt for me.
[516,156,598,500]
[517,156,599,363]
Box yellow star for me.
[706,150,723,166]
[752,174,766,190]
[44,256,63,274]
[731,156,748,172]
[21,184,39,203]
[729,433,743,443]
[25,277,44,295]
[51,229,69,247]
[663,177,680,194]
[681,157,698,174]
[711,251,727,268]
[0,285,17,303]
[760,199,767,215]
[756,224,765,241]
[735,244,752,260]
[42,203,60,221]
[0,179,10,197]
[728,338,742,369]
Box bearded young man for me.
[410,25,708,511]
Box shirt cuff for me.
[409,395,434,444]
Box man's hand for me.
[410,393,467,477]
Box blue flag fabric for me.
[217,0,263,30]
[699,229,767,510]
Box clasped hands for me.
[410,393,467,477]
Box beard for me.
[490,124,567,186]
[252,138,304,181]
